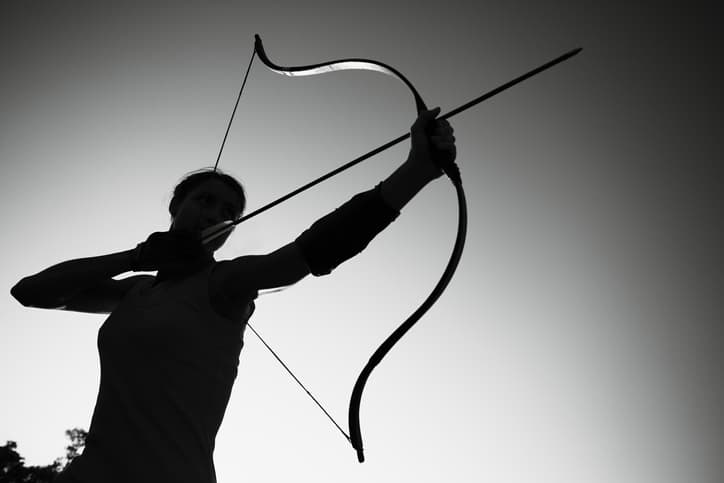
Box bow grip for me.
[419,105,461,185]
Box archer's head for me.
[169,168,246,253]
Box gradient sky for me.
[1,2,721,482]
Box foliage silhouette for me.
[0,428,86,483]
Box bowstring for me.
[213,47,257,172]
[214,44,351,444]
[247,322,351,443]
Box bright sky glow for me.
[1,2,721,483]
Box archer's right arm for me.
[11,230,208,313]
[10,249,149,313]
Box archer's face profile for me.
[171,179,244,253]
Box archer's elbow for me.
[10,277,59,309]
[11,278,32,306]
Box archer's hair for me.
[169,168,246,220]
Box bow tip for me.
[356,449,365,463]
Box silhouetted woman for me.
[12,108,455,483]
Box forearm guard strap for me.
[294,183,400,276]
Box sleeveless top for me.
[64,262,256,483]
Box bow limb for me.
[254,34,428,114]
[348,178,467,462]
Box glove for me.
[130,230,205,272]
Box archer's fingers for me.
[433,119,453,135]
[431,132,456,144]
[412,107,441,131]
[431,141,457,153]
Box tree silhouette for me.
[59,428,86,469]
[0,428,86,483]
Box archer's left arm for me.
[216,108,456,297]
[292,108,456,277]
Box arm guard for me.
[294,183,400,276]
